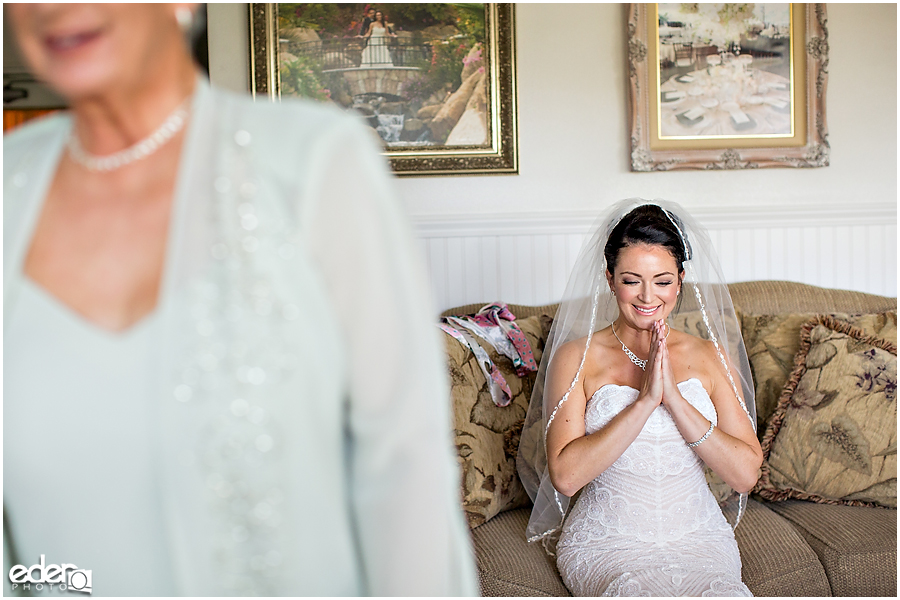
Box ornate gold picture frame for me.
[628,3,829,170]
[249,3,518,176]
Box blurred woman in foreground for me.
[3,4,475,595]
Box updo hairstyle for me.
[604,204,691,275]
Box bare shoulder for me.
[548,336,591,375]
[554,333,598,361]
[669,330,718,360]
[552,327,616,364]
[686,334,744,402]
[547,329,616,387]
[667,330,724,390]
[556,335,591,358]
[695,336,732,370]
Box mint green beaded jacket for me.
[3,79,477,596]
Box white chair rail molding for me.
[413,202,897,312]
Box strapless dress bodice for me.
[586,377,717,434]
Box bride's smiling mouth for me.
[633,305,661,316]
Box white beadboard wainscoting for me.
[413,204,897,312]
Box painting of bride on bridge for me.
[276,3,490,148]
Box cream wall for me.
[404,2,897,215]
[207,3,897,215]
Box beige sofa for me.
[442,281,897,596]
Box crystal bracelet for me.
[687,421,715,448]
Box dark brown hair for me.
[604,204,691,274]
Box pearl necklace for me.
[67,98,191,172]
[611,321,669,371]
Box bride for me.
[517,200,763,596]
[360,10,395,68]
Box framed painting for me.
[628,3,829,170]
[249,3,518,176]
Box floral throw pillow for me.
[754,315,897,508]
[444,315,547,528]
[742,311,897,433]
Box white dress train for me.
[556,378,752,597]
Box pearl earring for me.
[175,7,194,32]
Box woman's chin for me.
[42,64,122,103]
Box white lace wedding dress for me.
[556,378,752,597]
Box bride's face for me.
[606,243,683,330]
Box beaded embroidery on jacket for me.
[171,116,307,594]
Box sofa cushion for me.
[742,311,897,432]
[471,507,570,597]
[728,281,898,316]
[735,499,831,596]
[444,315,546,528]
[755,315,897,508]
[766,500,898,596]
[473,502,832,598]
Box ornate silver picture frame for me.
[628,3,829,171]
[249,3,518,176]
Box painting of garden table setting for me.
[657,4,793,138]
[276,3,490,148]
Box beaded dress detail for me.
[556,379,751,597]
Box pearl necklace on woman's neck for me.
[611,321,669,371]
[67,97,191,172]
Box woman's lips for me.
[633,305,660,316]
[44,29,103,54]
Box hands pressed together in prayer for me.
[638,319,686,411]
